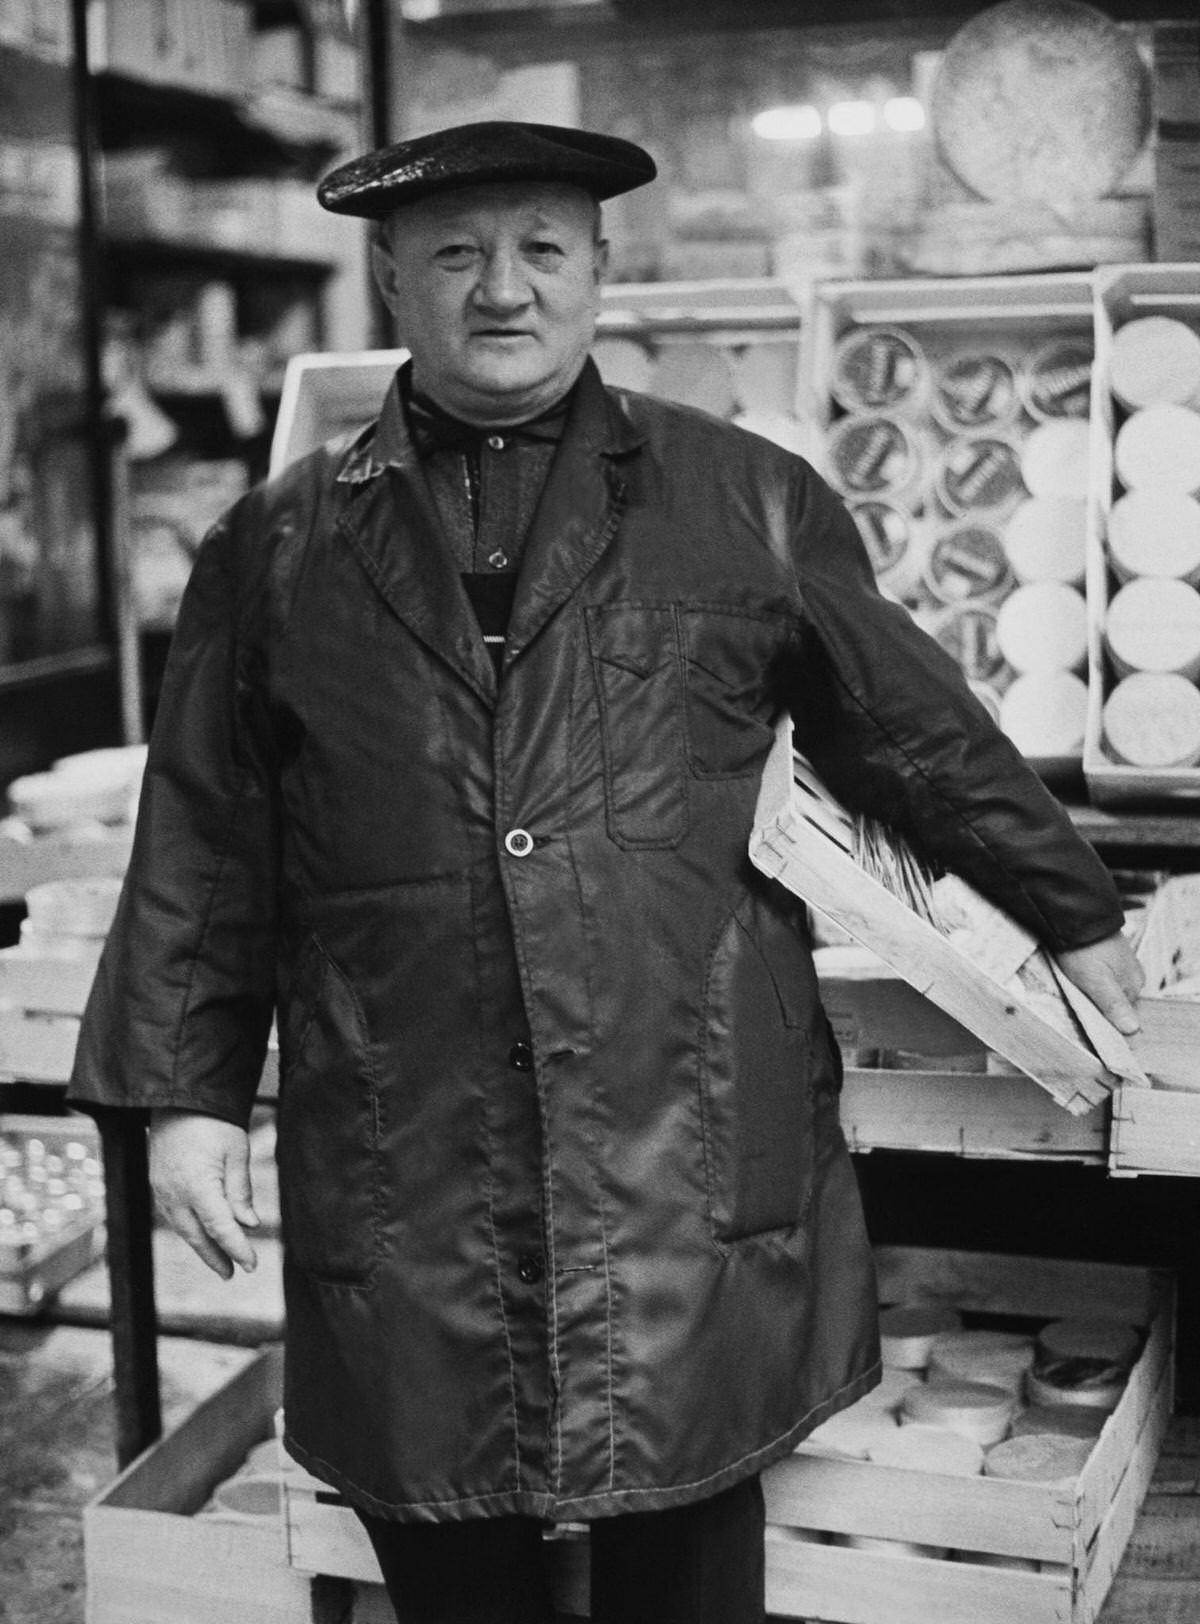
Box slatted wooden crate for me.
[762,1247,1174,1624]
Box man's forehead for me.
[388,180,597,233]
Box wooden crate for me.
[762,1247,1174,1624]
[1084,263,1200,805]
[751,718,1135,1117]
[803,273,1097,780]
[83,1346,337,1624]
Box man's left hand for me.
[1055,929,1145,1036]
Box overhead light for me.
[883,97,926,133]
[752,105,823,142]
[827,101,876,137]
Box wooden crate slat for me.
[873,1247,1161,1323]
[1111,1089,1200,1178]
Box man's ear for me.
[372,241,401,315]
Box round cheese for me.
[931,603,1005,684]
[983,1434,1093,1485]
[927,1330,1036,1394]
[1109,316,1200,411]
[1103,672,1200,768]
[803,1405,901,1461]
[931,350,1021,434]
[902,1379,1016,1446]
[936,435,1026,518]
[1025,1364,1126,1413]
[1000,671,1089,758]
[1010,1404,1108,1441]
[1002,497,1087,586]
[827,412,926,500]
[995,582,1088,674]
[1105,577,1200,679]
[926,523,1012,605]
[1037,1318,1141,1369]
[879,1304,964,1370]
[1021,419,1092,501]
[868,1424,985,1476]
[1021,338,1094,421]
[1108,490,1200,582]
[1115,405,1200,496]
[831,325,928,415]
[848,499,927,596]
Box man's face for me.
[372,182,609,426]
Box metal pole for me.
[97,1111,162,1467]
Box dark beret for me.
[317,120,657,220]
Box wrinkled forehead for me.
[383,180,601,242]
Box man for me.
[69,122,1142,1624]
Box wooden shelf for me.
[1068,804,1200,854]
[105,235,336,283]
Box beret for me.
[317,120,657,220]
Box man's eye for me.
[527,241,565,259]
[435,245,477,265]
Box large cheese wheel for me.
[1103,672,1200,768]
[1114,405,1200,496]
[1109,316,1200,411]
[983,1434,1093,1484]
[931,0,1150,203]
[1021,420,1092,501]
[1037,1317,1140,1369]
[995,582,1088,674]
[1003,497,1087,585]
[902,1379,1016,1446]
[1105,577,1200,679]
[1108,490,1200,583]
[1000,671,1088,758]
[936,434,1026,518]
[927,1330,1035,1394]
[827,412,927,501]
[831,325,928,414]
[926,522,1011,604]
[931,350,1020,434]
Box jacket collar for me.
[331,356,646,706]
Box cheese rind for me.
[1102,671,1200,768]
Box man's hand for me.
[1055,929,1145,1037]
[149,1109,260,1279]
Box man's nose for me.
[474,249,532,311]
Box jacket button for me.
[504,828,534,857]
[508,1041,534,1072]
[517,1252,544,1285]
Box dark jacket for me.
[69,359,1123,1522]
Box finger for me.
[224,1155,261,1230]
[192,1191,259,1273]
[1090,969,1141,1036]
[172,1209,236,1280]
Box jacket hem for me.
[283,1359,882,1524]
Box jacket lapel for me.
[504,358,646,666]
[334,384,498,706]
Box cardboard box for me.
[763,1247,1173,1624]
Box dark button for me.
[517,1252,544,1285]
[508,1041,534,1072]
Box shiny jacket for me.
[69,359,1123,1522]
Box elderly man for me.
[69,122,1141,1624]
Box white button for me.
[487,549,509,569]
[487,434,505,451]
[504,828,534,857]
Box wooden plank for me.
[1111,1089,1200,1178]
[1081,1367,1174,1620]
[1128,1001,1200,1096]
[840,1068,1107,1161]
[874,1247,1160,1323]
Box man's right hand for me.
[149,1109,260,1279]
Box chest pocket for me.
[586,604,688,849]
[681,609,786,778]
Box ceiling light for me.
[827,101,876,137]
[751,105,823,142]
[883,97,926,133]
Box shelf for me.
[1068,804,1200,855]
[105,236,336,283]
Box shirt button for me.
[517,1252,544,1285]
[504,828,534,857]
[487,549,510,569]
[508,1041,534,1072]
[487,434,505,451]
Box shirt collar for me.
[392,359,572,460]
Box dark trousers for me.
[356,1474,766,1624]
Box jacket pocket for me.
[276,936,383,1286]
[586,604,688,849]
[680,609,783,779]
[698,897,816,1246]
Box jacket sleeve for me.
[67,507,278,1129]
[781,465,1124,955]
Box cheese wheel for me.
[1010,1403,1108,1441]
[802,1405,901,1461]
[1108,490,1200,583]
[1024,1364,1125,1413]
[931,351,1021,434]
[827,412,926,500]
[868,1423,985,1477]
[856,1367,926,1413]
[927,1330,1035,1394]
[1103,672,1200,768]
[926,523,1012,605]
[1021,338,1094,421]
[1109,316,1200,412]
[848,499,927,596]
[995,582,1088,674]
[1021,419,1092,501]
[1036,1317,1140,1369]
[983,1433,1093,1484]
[1115,405,1200,496]
[1105,577,1200,679]
[879,1304,964,1369]
[831,326,928,415]
[930,603,1004,684]
[6,770,133,831]
[936,435,1026,518]
[999,671,1088,758]
[902,1379,1016,1446]
[1002,497,1087,586]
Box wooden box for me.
[83,1346,330,1624]
[0,1112,105,1313]
[762,1247,1174,1624]
[1084,263,1200,805]
[803,274,1097,781]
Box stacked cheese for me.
[823,322,1093,763]
[1100,315,1200,770]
